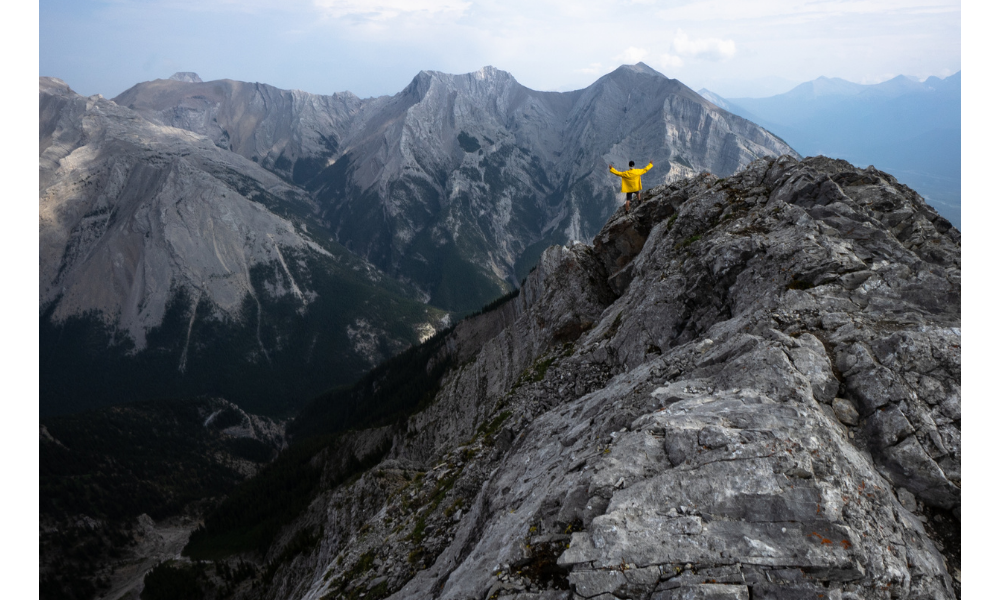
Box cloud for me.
[576,62,605,75]
[672,31,736,61]
[98,0,315,14]
[608,35,732,73]
[615,47,649,63]
[47,0,959,102]
[312,0,470,20]
[655,54,684,69]
[654,0,957,24]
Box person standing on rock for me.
[609,160,653,213]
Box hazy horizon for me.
[40,0,959,100]
[40,62,961,105]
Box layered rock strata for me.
[253,155,960,600]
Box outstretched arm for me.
[609,164,624,176]
[640,162,653,174]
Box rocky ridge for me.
[242,155,959,600]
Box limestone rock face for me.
[260,156,959,600]
[39,77,443,413]
[40,77,321,346]
[113,64,797,310]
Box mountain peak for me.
[593,63,670,90]
[783,76,863,99]
[473,65,509,80]
[616,62,665,77]
[418,65,517,85]
[40,76,73,96]
[868,74,927,96]
[168,72,202,83]
[405,66,520,102]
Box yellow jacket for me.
[609,162,653,193]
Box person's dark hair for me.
[629,160,635,167]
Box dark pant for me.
[626,191,640,202]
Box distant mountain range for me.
[114,63,795,309]
[40,64,794,415]
[699,73,961,227]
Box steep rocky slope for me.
[114,64,797,311]
[223,155,959,600]
[39,77,445,415]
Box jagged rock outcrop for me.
[250,155,959,600]
[113,64,797,310]
[39,77,445,414]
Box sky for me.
[39,0,960,100]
